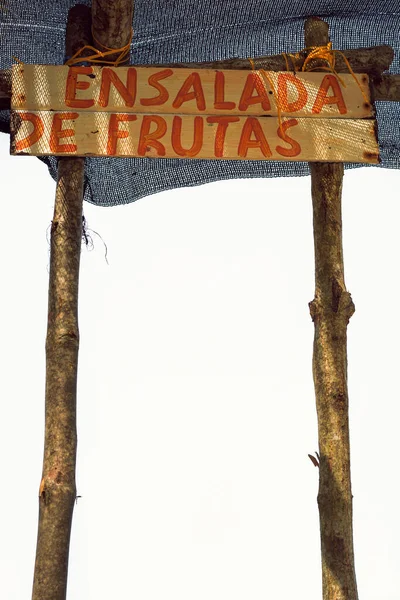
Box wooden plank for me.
[1,45,395,111]
[11,64,373,118]
[10,110,379,163]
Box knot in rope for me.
[65,28,133,67]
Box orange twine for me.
[65,28,133,66]
[283,42,369,103]
[248,43,370,133]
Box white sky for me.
[0,133,399,599]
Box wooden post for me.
[31,6,90,600]
[305,17,359,600]
[31,2,134,599]
[91,0,134,64]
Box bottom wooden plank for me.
[10,111,379,163]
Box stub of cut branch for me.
[31,5,91,600]
[373,73,400,101]
[305,16,358,600]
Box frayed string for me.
[65,28,133,66]
[248,42,369,136]
[283,42,369,103]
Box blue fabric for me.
[1,0,399,205]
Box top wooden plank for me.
[11,64,373,118]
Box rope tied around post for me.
[65,28,133,66]
[247,42,370,136]
[283,42,370,102]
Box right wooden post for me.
[305,17,359,600]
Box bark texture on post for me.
[305,17,358,600]
[373,73,400,101]
[92,0,134,63]
[31,6,90,600]
[31,3,134,598]
[152,44,394,75]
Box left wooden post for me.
[305,17,358,600]
[31,6,91,600]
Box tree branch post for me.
[31,6,91,600]
[91,0,134,64]
[305,17,358,600]
[31,2,134,598]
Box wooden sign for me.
[10,64,379,162]
[12,65,374,117]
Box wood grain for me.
[306,16,359,600]
[10,110,379,162]
[1,44,396,111]
[11,64,374,118]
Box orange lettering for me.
[14,112,44,151]
[98,67,137,108]
[50,112,78,153]
[214,72,235,110]
[312,75,347,114]
[138,115,167,156]
[238,117,272,158]
[238,73,271,112]
[107,113,137,155]
[275,119,301,157]
[206,116,240,157]
[172,72,206,111]
[278,73,307,113]
[171,116,203,157]
[140,69,173,106]
[65,66,95,109]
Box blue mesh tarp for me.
[0,0,399,206]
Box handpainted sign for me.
[10,111,378,162]
[12,65,374,117]
[10,64,379,162]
